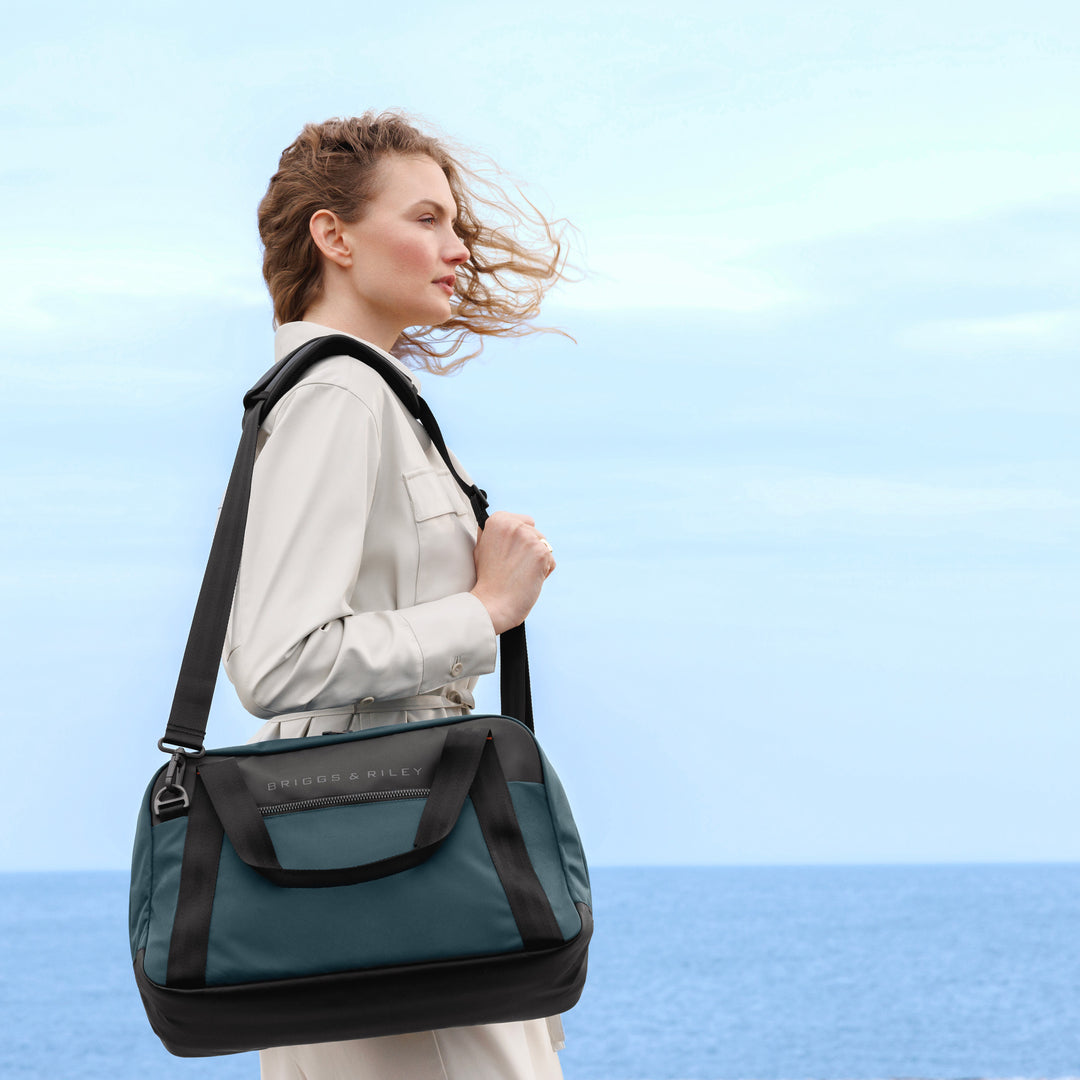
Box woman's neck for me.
[301,295,399,353]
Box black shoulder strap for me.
[160,334,534,754]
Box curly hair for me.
[257,112,574,373]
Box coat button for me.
[450,662,464,678]
[358,697,375,707]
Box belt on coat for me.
[249,688,476,742]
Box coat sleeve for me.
[223,380,497,718]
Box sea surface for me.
[1,865,1079,1079]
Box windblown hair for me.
[257,112,574,373]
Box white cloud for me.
[593,465,1080,546]
[0,247,265,336]
[744,472,1078,518]
[549,144,1080,314]
[549,240,799,312]
[901,310,1080,353]
[755,151,1080,250]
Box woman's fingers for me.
[470,512,555,632]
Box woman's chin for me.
[409,306,456,331]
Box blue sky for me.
[1,0,1078,868]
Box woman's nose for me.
[447,235,470,264]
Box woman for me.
[223,113,571,1080]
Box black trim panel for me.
[150,716,541,825]
[135,903,592,1058]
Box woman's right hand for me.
[470,511,556,635]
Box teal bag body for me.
[130,714,591,1056]
[129,336,592,1057]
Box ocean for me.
[1,864,1079,1079]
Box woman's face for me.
[338,154,470,339]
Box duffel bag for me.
[129,335,592,1057]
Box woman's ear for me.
[309,210,352,267]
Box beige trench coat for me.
[223,322,565,1080]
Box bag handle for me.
[197,725,488,887]
[160,334,534,756]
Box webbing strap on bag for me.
[161,334,535,755]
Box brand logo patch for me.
[266,766,424,792]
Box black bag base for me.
[135,903,592,1057]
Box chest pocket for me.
[402,466,476,603]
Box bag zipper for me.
[259,788,431,816]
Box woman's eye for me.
[420,215,437,226]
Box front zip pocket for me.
[259,788,432,817]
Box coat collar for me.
[273,321,423,392]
